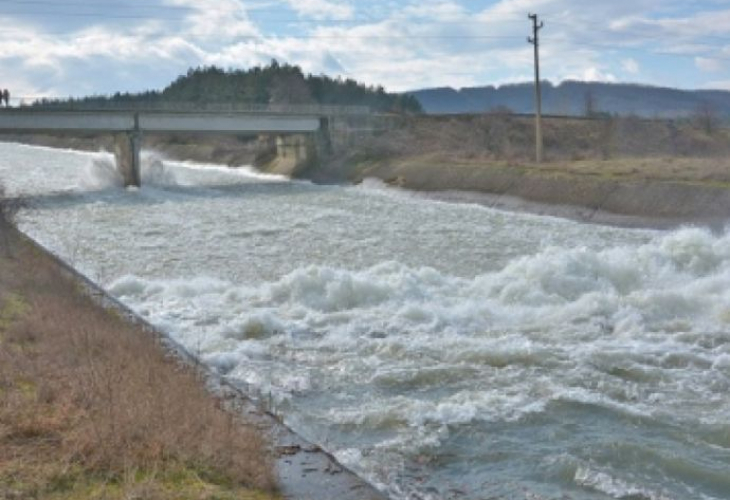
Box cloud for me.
[285,0,354,20]
[2,0,730,99]
[622,58,640,74]
[696,57,724,73]
[561,66,617,83]
[163,0,260,39]
[705,79,730,90]
[400,1,467,20]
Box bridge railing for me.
[16,101,371,116]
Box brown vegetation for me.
[346,113,730,166]
[0,214,277,499]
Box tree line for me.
[31,61,422,114]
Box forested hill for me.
[408,81,730,119]
[32,62,422,113]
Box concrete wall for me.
[256,134,319,177]
[326,114,398,151]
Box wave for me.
[108,226,730,430]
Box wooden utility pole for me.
[528,13,544,163]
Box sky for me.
[1,0,730,103]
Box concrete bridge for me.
[0,107,352,186]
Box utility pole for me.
[528,13,544,163]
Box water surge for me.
[2,143,728,500]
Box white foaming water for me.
[3,142,729,500]
[82,154,124,189]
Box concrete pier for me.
[113,132,141,187]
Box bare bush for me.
[0,233,276,498]
[694,101,719,135]
[337,113,730,167]
[0,184,25,258]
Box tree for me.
[269,72,314,105]
[694,101,719,135]
[584,90,595,117]
[31,61,423,113]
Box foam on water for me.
[143,152,290,186]
[103,221,730,499]
[574,466,676,500]
[82,154,124,189]
[4,142,730,500]
[108,227,730,429]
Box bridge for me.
[0,105,368,186]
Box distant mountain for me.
[407,81,730,119]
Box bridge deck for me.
[0,110,321,135]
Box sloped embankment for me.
[338,157,730,227]
[301,114,730,226]
[0,220,277,499]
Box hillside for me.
[408,81,730,119]
[31,61,422,114]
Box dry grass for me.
[0,220,278,500]
[527,156,730,186]
[350,114,730,166]
[330,114,730,193]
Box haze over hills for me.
[407,81,730,119]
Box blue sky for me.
[1,0,730,103]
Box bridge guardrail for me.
[14,101,371,116]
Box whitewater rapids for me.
[1,142,728,500]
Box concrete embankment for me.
[313,157,730,228]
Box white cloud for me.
[163,0,260,39]
[696,57,724,73]
[622,58,640,74]
[705,79,730,90]
[285,0,354,20]
[2,0,730,99]
[562,67,617,83]
[401,1,467,20]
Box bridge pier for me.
[112,130,141,187]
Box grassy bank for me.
[299,114,730,224]
[322,155,730,225]
[313,114,730,183]
[0,218,278,499]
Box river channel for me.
[2,142,729,500]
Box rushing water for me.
[2,142,730,500]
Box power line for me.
[4,3,729,46]
[0,10,726,72]
[0,26,724,61]
[3,1,730,44]
[0,1,536,25]
[0,27,525,40]
[1,10,190,20]
[0,0,194,9]
[0,10,531,26]
[0,18,725,45]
